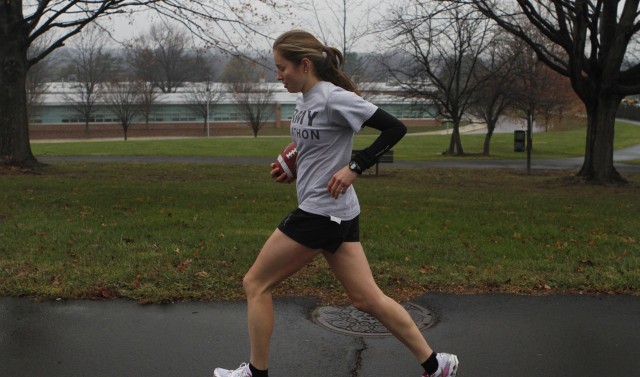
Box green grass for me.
[1,163,638,303]
[5,120,640,303]
[31,121,640,162]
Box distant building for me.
[28,82,437,139]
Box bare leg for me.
[323,242,432,362]
[242,229,319,370]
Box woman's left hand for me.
[327,166,358,199]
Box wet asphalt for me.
[1,294,639,377]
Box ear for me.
[301,58,311,73]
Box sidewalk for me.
[2,294,639,377]
[38,150,640,174]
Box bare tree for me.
[302,0,375,61]
[104,80,143,141]
[0,0,281,167]
[126,43,156,88]
[220,56,261,83]
[129,23,193,93]
[385,1,496,155]
[125,42,157,129]
[509,31,569,172]
[26,38,53,123]
[184,83,222,135]
[229,82,274,138]
[470,31,522,156]
[458,0,640,183]
[138,81,157,130]
[182,49,221,134]
[64,26,117,133]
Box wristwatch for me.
[349,160,363,175]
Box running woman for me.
[213,29,459,377]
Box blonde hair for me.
[273,30,360,95]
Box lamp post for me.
[205,86,210,138]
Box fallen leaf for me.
[177,258,192,272]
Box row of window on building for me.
[28,82,437,125]
[29,104,434,125]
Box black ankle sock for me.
[422,352,439,375]
[249,363,268,377]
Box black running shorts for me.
[277,208,360,253]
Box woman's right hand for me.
[271,163,294,183]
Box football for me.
[275,142,298,178]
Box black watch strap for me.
[349,160,363,175]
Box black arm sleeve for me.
[351,108,407,171]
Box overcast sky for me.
[98,0,389,54]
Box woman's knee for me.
[242,271,263,296]
[242,269,275,297]
[350,292,386,314]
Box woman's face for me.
[274,49,314,93]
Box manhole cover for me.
[312,302,434,336]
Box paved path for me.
[38,144,640,174]
[2,294,639,377]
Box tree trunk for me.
[482,123,496,156]
[526,113,533,174]
[578,94,626,183]
[0,6,37,167]
[445,124,464,155]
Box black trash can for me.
[514,130,526,152]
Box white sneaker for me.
[422,353,459,377]
[213,362,252,377]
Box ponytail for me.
[319,46,360,95]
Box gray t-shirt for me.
[291,81,378,221]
